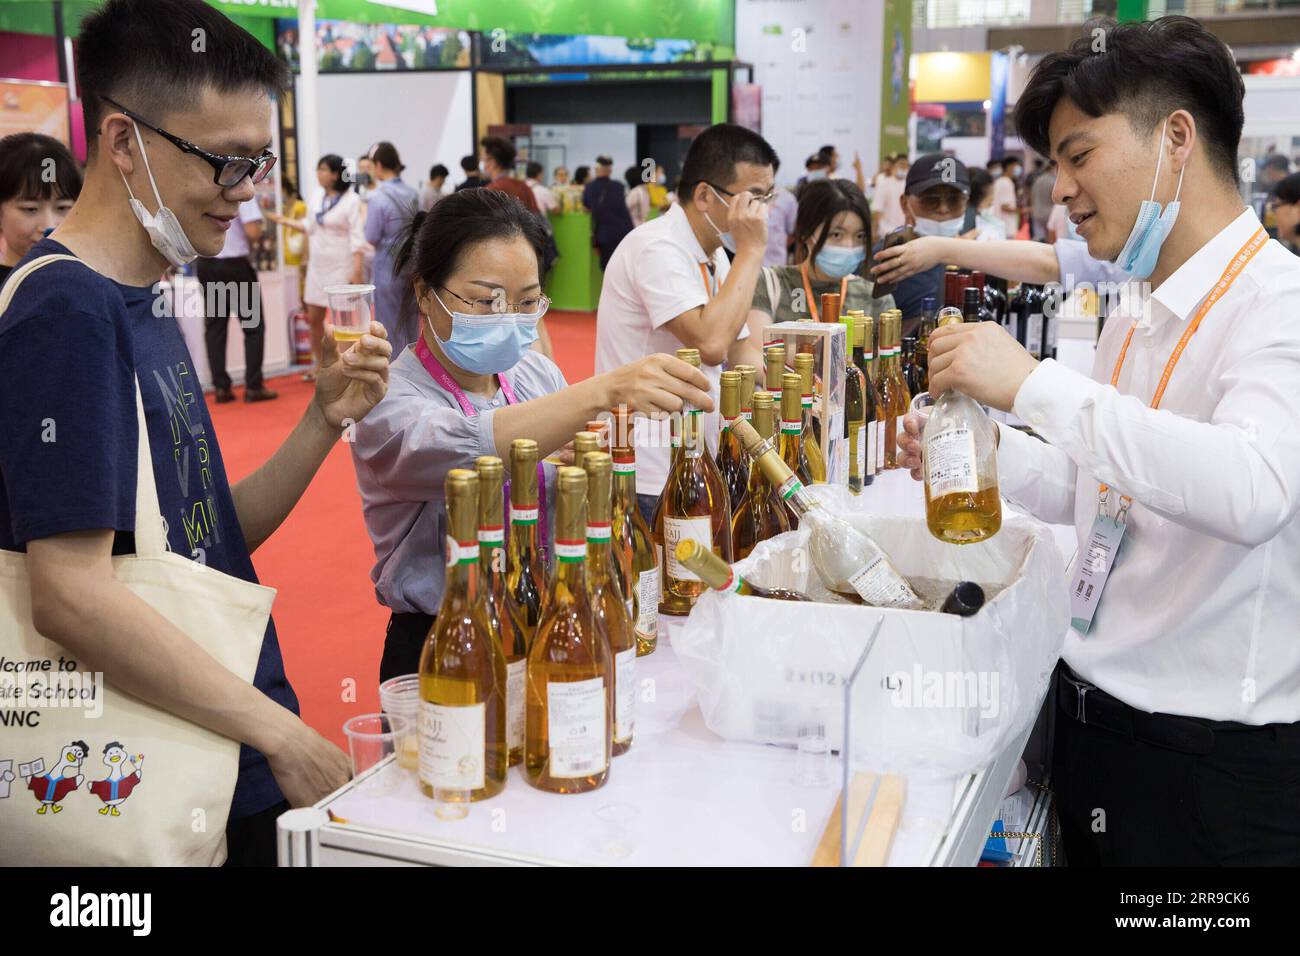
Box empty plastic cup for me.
[379,675,421,773]
[342,712,409,796]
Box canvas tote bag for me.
[0,255,274,865]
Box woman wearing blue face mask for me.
[746,179,894,373]
[351,188,713,680]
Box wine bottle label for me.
[1026,312,1043,357]
[636,568,659,638]
[780,417,802,435]
[847,556,922,609]
[926,426,979,497]
[612,459,636,475]
[856,425,867,478]
[418,700,486,790]
[510,504,539,526]
[547,677,607,778]
[801,393,814,408]
[777,474,803,502]
[615,648,636,742]
[586,522,612,543]
[445,537,479,566]
[875,420,886,472]
[506,658,526,752]
[477,525,505,545]
[741,408,753,422]
[665,516,714,582]
[555,538,587,563]
[866,421,877,477]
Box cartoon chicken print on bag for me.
[87,743,143,816]
[26,740,88,814]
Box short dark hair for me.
[573,165,591,185]
[1273,171,1300,204]
[793,179,873,272]
[1015,16,1244,185]
[460,154,479,174]
[805,153,829,170]
[595,155,613,167]
[525,160,543,180]
[819,145,836,158]
[368,141,403,174]
[77,0,287,148]
[317,154,352,193]
[0,133,82,204]
[679,123,778,203]
[967,167,995,208]
[624,165,642,190]
[480,136,517,171]
[395,187,547,292]
[1262,153,1290,174]
[430,163,449,180]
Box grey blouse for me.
[351,346,568,615]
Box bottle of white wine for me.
[675,539,810,601]
[419,469,508,802]
[610,410,658,656]
[731,419,924,609]
[525,466,612,793]
[923,307,1002,544]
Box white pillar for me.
[297,0,320,190]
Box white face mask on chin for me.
[120,121,198,268]
[913,215,965,238]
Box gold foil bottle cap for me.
[511,437,539,462]
[557,465,588,494]
[780,372,802,421]
[573,431,601,471]
[720,370,740,418]
[475,455,503,477]
[676,347,702,368]
[752,390,776,439]
[937,306,964,328]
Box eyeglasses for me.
[101,96,278,188]
[708,182,778,206]
[440,286,551,318]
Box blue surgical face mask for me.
[808,169,829,181]
[427,291,540,375]
[814,244,866,278]
[913,215,964,238]
[1115,118,1185,280]
[705,185,736,252]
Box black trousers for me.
[1052,663,1300,866]
[382,611,436,684]
[224,799,290,867]
[196,256,266,391]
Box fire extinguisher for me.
[291,308,312,366]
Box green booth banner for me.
[879,0,911,164]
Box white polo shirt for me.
[595,203,748,497]
[1000,206,1300,724]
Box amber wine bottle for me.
[878,312,902,470]
[765,343,786,400]
[860,315,886,480]
[731,390,791,560]
[778,372,805,528]
[923,308,1003,544]
[583,452,635,756]
[675,539,810,601]
[793,352,828,484]
[576,426,628,607]
[474,456,526,768]
[854,315,880,487]
[843,317,867,495]
[657,347,734,615]
[731,419,924,609]
[505,438,547,647]
[610,411,658,656]
[887,311,912,468]
[716,370,748,514]
[419,469,508,802]
[525,466,612,793]
[735,364,756,424]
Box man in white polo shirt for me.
[899,17,1300,866]
[595,123,775,524]
[196,194,277,402]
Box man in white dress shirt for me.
[900,16,1300,865]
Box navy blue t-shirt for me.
[0,239,298,820]
[873,232,945,323]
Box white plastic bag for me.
[674,485,1069,777]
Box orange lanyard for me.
[799,262,850,322]
[698,261,717,299]
[1098,227,1267,518]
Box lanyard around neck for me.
[1098,226,1267,518]
[414,336,548,556]
[697,261,717,299]
[799,262,850,322]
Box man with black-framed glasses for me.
[0,0,393,866]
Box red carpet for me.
[211,311,598,748]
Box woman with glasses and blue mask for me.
[747,179,894,369]
[270,153,366,380]
[351,188,713,680]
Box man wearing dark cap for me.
[874,152,970,326]
[583,155,634,270]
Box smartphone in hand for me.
[871,224,915,299]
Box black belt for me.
[1057,664,1218,755]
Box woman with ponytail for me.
[350,188,715,678]
[364,141,421,355]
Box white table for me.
[281,337,1096,867]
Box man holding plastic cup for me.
[0,0,393,865]
[897,17,1300,866]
